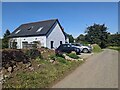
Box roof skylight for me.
[36,27,43,32]
[28,26,34,30]
[15,29,21,34]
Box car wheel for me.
[76,49,80,55]
[82,48,89,53]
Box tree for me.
[75,34,89,44]
[107,33,120,46]
[67,34,74,43]
[85,24,109,48]
[64,32,74,43]
[76,34,84,42]
[2,29,11,49]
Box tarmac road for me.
[53,49,118,88]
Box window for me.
[15,29,21,34]
[28,26,34,30]
[22,41,28,49]
[36,27,43,32]
[67,44,70,47]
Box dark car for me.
[55,44,81,55]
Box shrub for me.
[67,53,79,59]
[24,49,42,59]
[56,54,65,58]
[92,44,102,53]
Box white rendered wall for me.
[9,36,46,49]
[46,22,65,49]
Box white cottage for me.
[9,19,68,49]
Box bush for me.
[56,54,65,58]
[24,49,42,59]
[92,44,102,53]
[67,53,79,59]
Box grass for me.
[3,56,83,88]
[67,53,79,59]
[108,46,120,52]
[92,44,102,53]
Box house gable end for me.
[46,20,65,38]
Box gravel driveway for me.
[52,49,118,88]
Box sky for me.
[2,2,118,38]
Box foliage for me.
[108,46,120,52]
[56,57,67,64]
[67,53,79,59]
[75,34,88,44]
[49,54,65,61]
[92,44,102,53]
[85,24,109,48]
[24,49,42,59]
[3,56,83,88]
[49,54,56,60]
[107,33,120,46]
[12,41,17,49]
[56,54,65,58]
[2,29,11,49]
[66,34,74,43]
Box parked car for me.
[55,44,81,55]
[71,43,92,53]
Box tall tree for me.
[2,29,10,49]
[85,24,109,48]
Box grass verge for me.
[108,46,120,52]
[3,57,84,88]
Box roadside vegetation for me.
[2,48,84,88]
[66,53,79,59]
[108,46,120,52]
[92,44,102,53]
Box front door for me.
[51,41,54,49]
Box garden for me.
[1,48,84,88]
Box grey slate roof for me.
[9,19,64,38]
